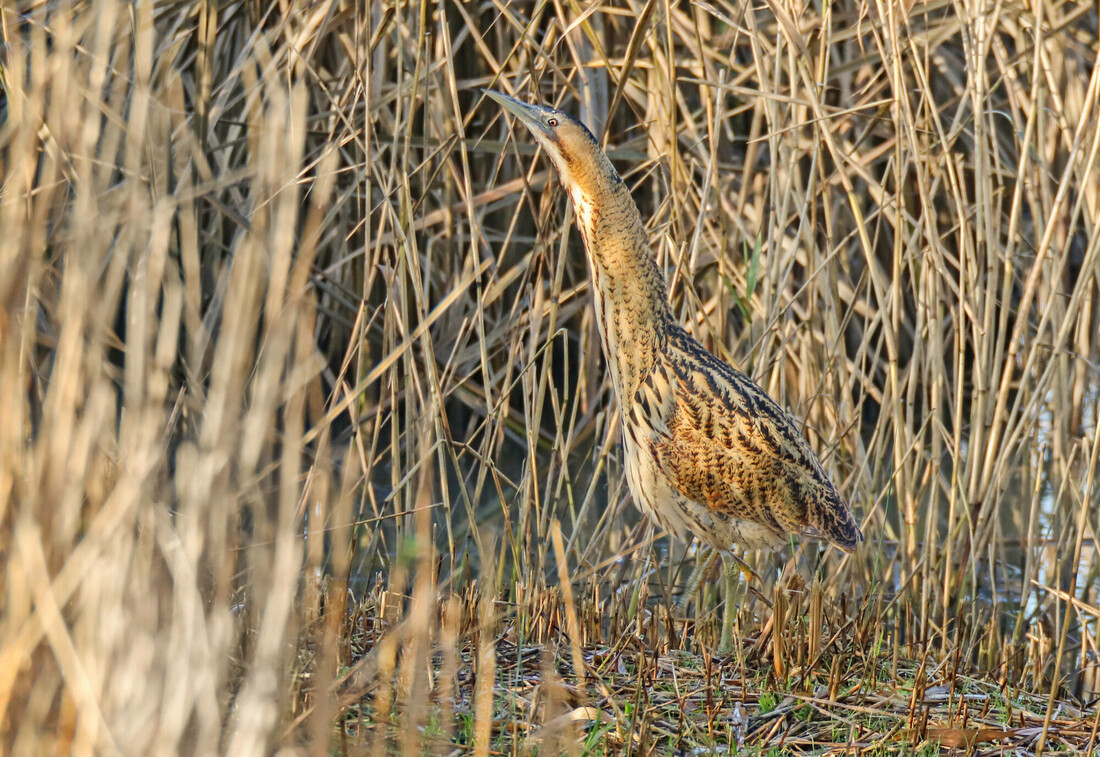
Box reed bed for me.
[1,0,1098,754]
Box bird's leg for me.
[677,545,718,615]
[719,553,742,655]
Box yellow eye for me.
[547,118,558,127]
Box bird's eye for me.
[547,117,558,127]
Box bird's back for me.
[624,325,862,553]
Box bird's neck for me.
[567,175,672,400]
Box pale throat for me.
[570,190,597,233]
[560,169,669,399]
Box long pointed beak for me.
[482,88,546,135]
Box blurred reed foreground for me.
[1,0,1099,753]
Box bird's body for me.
[623,324,861,553]
[484,88,861,650]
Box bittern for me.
[484,88,861,653]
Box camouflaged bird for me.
[484,88,862,652]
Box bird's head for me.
[483,88,616,203]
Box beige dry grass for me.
[1,0,1098,754]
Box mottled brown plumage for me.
[484,88,861,651]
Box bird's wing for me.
[640,327,861,552]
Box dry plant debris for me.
[288,582,1100,754]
